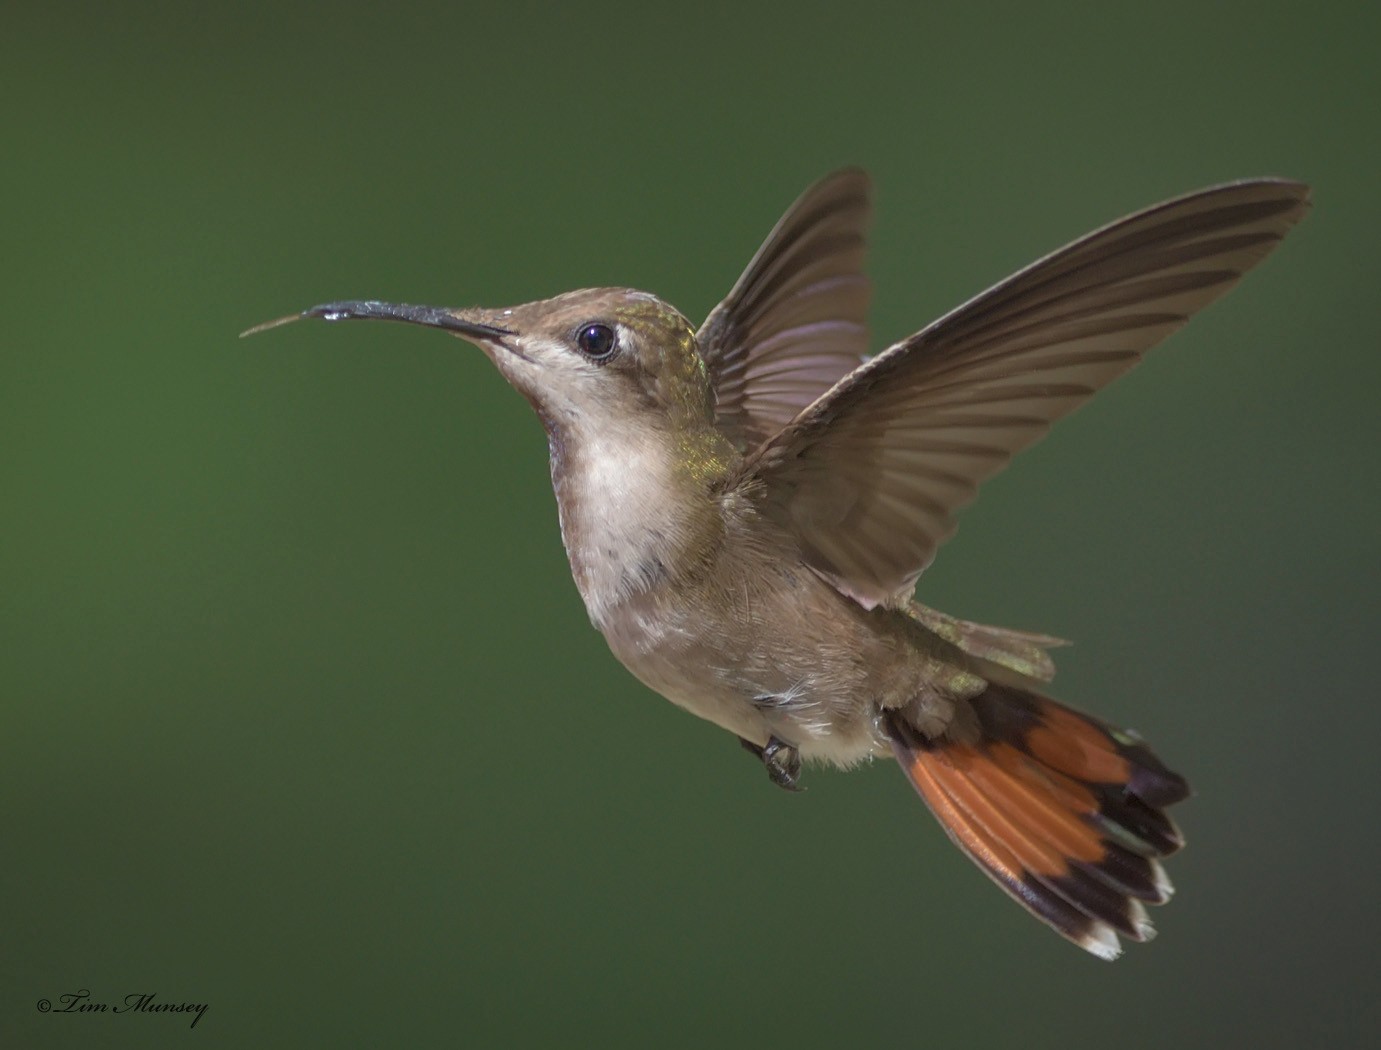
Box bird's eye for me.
[575,323,618,363]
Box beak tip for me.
[239,301,372,339]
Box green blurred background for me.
[4,2,1378,1047]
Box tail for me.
[886,684,1189,959]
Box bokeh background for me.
[4,2,1378,1047]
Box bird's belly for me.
[598,575,907,767]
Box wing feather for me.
[698,169,874,451]
[730,179,1311,608]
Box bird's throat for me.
[544,416,735,628]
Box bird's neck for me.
[542,414,737,628]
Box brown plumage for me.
[247,169,1309,958]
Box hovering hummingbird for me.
[246,170,1309,958]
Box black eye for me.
[575,323,618,362]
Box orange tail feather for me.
[887,684,1189,959]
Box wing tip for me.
[816,165,872,196]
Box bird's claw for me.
[740,735,804,792]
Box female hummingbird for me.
[247,170,1308,958]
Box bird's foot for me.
[739,735,804,792]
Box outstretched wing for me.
[730,179,1311,609]
[698,168,873,452]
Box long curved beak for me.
[240,300,513,341]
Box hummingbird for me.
[245,170,1309,958]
